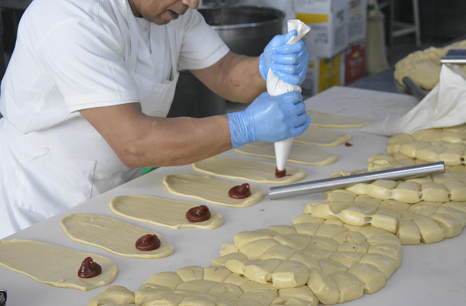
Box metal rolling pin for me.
[269,161,445,200]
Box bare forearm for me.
[191,53,266,103]
[124,115,232,167]
[80,104,232,168]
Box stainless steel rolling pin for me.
[269,161,445,200]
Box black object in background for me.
[402,76,427,102]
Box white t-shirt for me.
[0,0,230,238]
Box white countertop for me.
[1,86,466,305]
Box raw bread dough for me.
[305,182,466,245]
[307,268,340,305]
[89,266,317,306]
[276,286,318,305]
[244,258,283,283]
[387,134,466,166]
[110,195,224,229]
[329,251,364,269]
[144,271,183,289]
[89,286,135,306]
[347,263,386,294]
[396,219,421,245]
[234,142,337,166]
[429,213,463,238]
[193,155,306,184]
[61,214,174,258]
[294,126,352,147]
[393,40,466,90]
[306,201,350,219]
[365,180,398,200]
[421,182,449,202]
[163,174,267,207]
[331,271,364,303]
[271,260,310,288]
[359,253,398,280]
[88,215,404,305]
[0,239,117,291]
[326,190,357,203]
[338,206,374,226]
[344,179,463,205]
[370,212,398,234]
[391,182,422,203]
[213,222,400,300]
[317,258,347,274]
[306,110,371,128]
[412,215,445,244]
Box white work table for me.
[1,86,465,305]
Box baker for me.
[0,0,310,238]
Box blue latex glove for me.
[259,30,309,85]
[228,91,311,149]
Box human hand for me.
[227,91,311,148]
[259,30,309,85]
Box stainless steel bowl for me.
[199,6,285,56]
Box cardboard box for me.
[339,41,366,85]
[301,54,341,97]
[294,0,348,58]
[347,0,367,44]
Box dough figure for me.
[163,174,267,207]
[89,222,398,305]
[294,126,352,147]
[0,239,117,291]
[234,142,337,166]
[306,111,371,128]
[61,214,174,258]
[193,155,306,184]
[110,195,224,229]
[211,222,400,303]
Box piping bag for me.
[267,20,310,172]
[362,64,466,136]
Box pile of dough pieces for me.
[306,188,466,245]
[393,39,466,90]
[90,221,401,306]
[311,126,466,245]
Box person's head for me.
[128,0,200,25]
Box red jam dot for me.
[345,142,353,147]
[275,168,287,178]
[186,205,211,223]
[229,183,252,199]
[135,234,161,251]
[78,257,102,278]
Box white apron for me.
[0,3,180,239]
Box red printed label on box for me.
[345,42,366,84]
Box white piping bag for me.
[267,20,310,171]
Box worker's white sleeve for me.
[177,10,230,71]
[35,19,140,111]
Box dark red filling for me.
[229,183,252,199]
[186,205,211,223]
[135,234,161,251]
[78,257,102,278]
